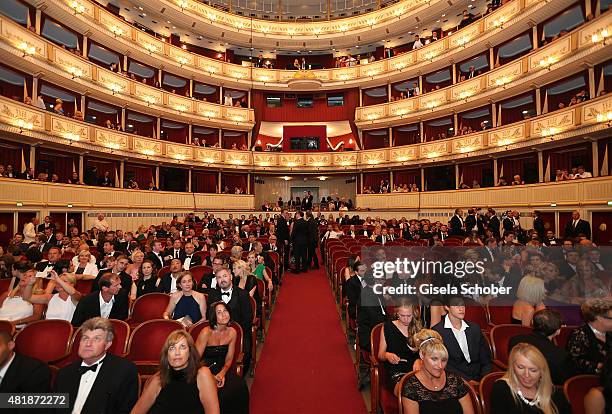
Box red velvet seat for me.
[369,323,397,414]
[75,279,94,295]
[189,265,209,284]
[487,297,515,326]
[463,298,490,333]
[126,319,183,374]
[157,265,171,279]
[479,371,505,414]
[249,295,259,377]
[563,374,601,414]
[0,278,13,293]
[194,250,209,261]
[554,325,578,349]
[189,320,244,376]
[490,324,532,370]
[0,320,15,336]
[127,293,170,326]
[14,319,73,363]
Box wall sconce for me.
[70,0,85,14]
[204,111,216,118]
[107,83,121,95]
[105,142,121,150]
[233,72,245,80]
[65,132,81,142]
[426,101,439,110]
[287,28,296,36]
[18,42,36,57]
[424,51,437,62]
[596,111,612,127]
[177,0,188,11]
[144,43,157,54]
[339,25,349,33]
[339,74,350,81]
[366,113,380,121]
[177,56,188,67]
[313,28,322,36]
[16,118,33,133]
[175,104,188,112]
[493,17,506,29]
[459,91,472,102]
[540,127,558,138]
[141,149,155,156]
[495,76,510,88]
[457,36,470,48]
[142,95,156,106]
[393,62,407,71]
[206,66,217,74]
[68,66,83,79]
[367,18,376,28]
[110,26,124,37]
[207,13,216,22]
[173,154,186,160]
[591,28,610,45]
[539,56,556,70]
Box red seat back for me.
[0,278,13,294]
[158,266,171,279]
[555,325,578,349]
[126,319,183,363]
[0,320,15,336]
[487,297,515,325]
[129,293,170,325]
[479,371,505,414]
[75,279,94,295]
[490,324,532,368]
[464,298,490,329]
[563,375,601,414]
[189,266,209,284]
[14,319,73,363]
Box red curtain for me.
[499,154,538,183]
[460,161,493,188]
[328,133,357,150]
[394,170,419,187]
[193,129,218,146]
[192,171,218,193]
[547,144,592,179]
[363,130,388,150]
[222,131,247,149]
[363,172,390,192]
[162,122,188,144]
[222,174,247,193]
[424,118,453,141]
[36,149,77,181]
[254,134,281,150]
[125,164,153,188]
[0,140,27,172]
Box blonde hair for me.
[230,245,243,260]
[232,259,249,277]
[516,276,546,305]
[131,250,144,262]
[502,343,558,414]
[413,329,446,358]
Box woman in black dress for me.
[163,272,207,328]
[401,337,474,414]
[490,343,570,414]
[131,259,158,298]
[131,330,219,413]
[377,298,422,396]
[195,301,250,414]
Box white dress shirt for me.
[169,274,179,293]
[98,293,114,319]
[183,256,192,270]
[221,288,232,304]
[72,355,106,414]
[445,317,471,363]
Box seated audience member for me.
[432,296,492,381]
[512,276,547,326]
[0,330,51,394]
[401,337,474,414]
[157,258,183,294]
[163,272,207,327]
[378,298,422,396]
[345,261,367,321]
[131,330,220,414]
[22,270,80,322]
[195,301,249,413]
[131,259,158,298]
[0,269,44,328]
[508,309,575,385]
[583,352,611,414]
[73,250,99,279]
[71,273,129,326]
[55,317,139,413]
[490,343,570,414]
[567,298,612,375]
[182,242,202,270]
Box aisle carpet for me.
[249,265,368,414]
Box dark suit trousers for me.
[307,242,319,268]
[293,242,308,271]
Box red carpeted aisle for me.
[250,265,368,414]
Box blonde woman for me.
[126,249,145,275]
[490,343,570,414]
[401,336,474,414]
[72,250,99,280]
[512,276,546,327]
[22,271,80,322]
[246,251,273,291]
[0,269,44,328]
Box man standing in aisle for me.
[291,211,310,273]
[306,211,319,270]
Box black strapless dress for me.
[203,345,250,414]
[150,368,205,414]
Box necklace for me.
[517,389,539,406]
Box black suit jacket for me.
[509,331,574,385]
[291,218,310,244]
[71,291,129,326]
[146,252,164,270]
[449,215,465,236]
[208,286,253,333]
[344,275,362,320]
[488,216,501,238]
[564,219,591,239]
[533,216,545,239]
[182,254,202,269]
[0,353,50,413]
[357,286,386,353]
[157,273,181,294]
[464,215,484,235]
[54,354,138,414]
[432,316,492,381]
[164,248,185,261]
[276,216,290,244]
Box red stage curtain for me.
[222,174,247,193]
[363,172,390,192]
[192,171,218,193]
[328,133,357,150]
[125,164,153,188]
[255,134,282,150]
[393,170,419,187]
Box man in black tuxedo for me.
[54,317,138,413]
[197,256,224,294]
[182,242,202,270]
[479,237,499,264]
[91,255,131,296]
[290,211,310,273]
[243,233,257,253]
[37,215,56,233]
[564,210,591,240]
[486,209,501,239]
[556,249,579,280]
[509,309,575,385]
[71,273,129,326]
[306,211,319,270]
[303,191,313,210]
[157,259,183,294]
[208,268,253,376]
[276,211,291,268]
[449,209,465,236]
[542,230,561,247]
[164,238,184,262]
[464,208,484,236]
[432,297,492,381]
[146,240,165,270]
[345,261,366,320]
[375,228,392,245]
[0,331,50,409]
[35,246,66,275]
[532,210,545,241]
[357,271,386,387]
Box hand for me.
[267,281,273,291]
[49,270,59,281]
[386,352,401,364]
[215,373,225,388]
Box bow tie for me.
[186,255,192,259]
[79,361,102,375]
[221,291,231,297]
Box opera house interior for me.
[0,0,610,412]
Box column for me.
[389,171,393,190]
[32,76,39,101]
[532,26,538,50]
[158,68,163,86]
[388,127,393,147]
[123,55,128,74]
[535,87,542,115]
[359,87,363,106]
[247,173,251,194]
[418,75,423,95]
[491,103,497,127]
[247,131,252,149]
[218,129,223,147]
[156,117,161,140]
[80,95,86,117]
[121,108,126,130]
[360,172,363,193]
[585,0,592,17]
[119,160,125,188]
[387,83,392,102]
[78,155,84,183]
[453,113,458,134]
[452,62,457,84]
[35,9,42,34]
[188,169,192,192]
[419,121,424,142]
[489,47,494,70]
[82,36,88,58]
[537,150,544,182]
[493,158,498,186]
[155,166,160,188]
[455,164,460,189]
[29,146,36,171]
[248,90,252,108]
[420,168,425,192]
[188,124,193,145]
[189,79,194,98]
[588,66,596,102]
[219,86,223,105]
[218,172,222,193]
[592,140,599,177]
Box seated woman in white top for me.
[71,251,99,280]
[22,270,81,322]
[0,269,44,329]
[70,245,97,268]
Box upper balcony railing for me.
[2,93,610,171]
[356,13,612,128]
[35,0,562,90]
